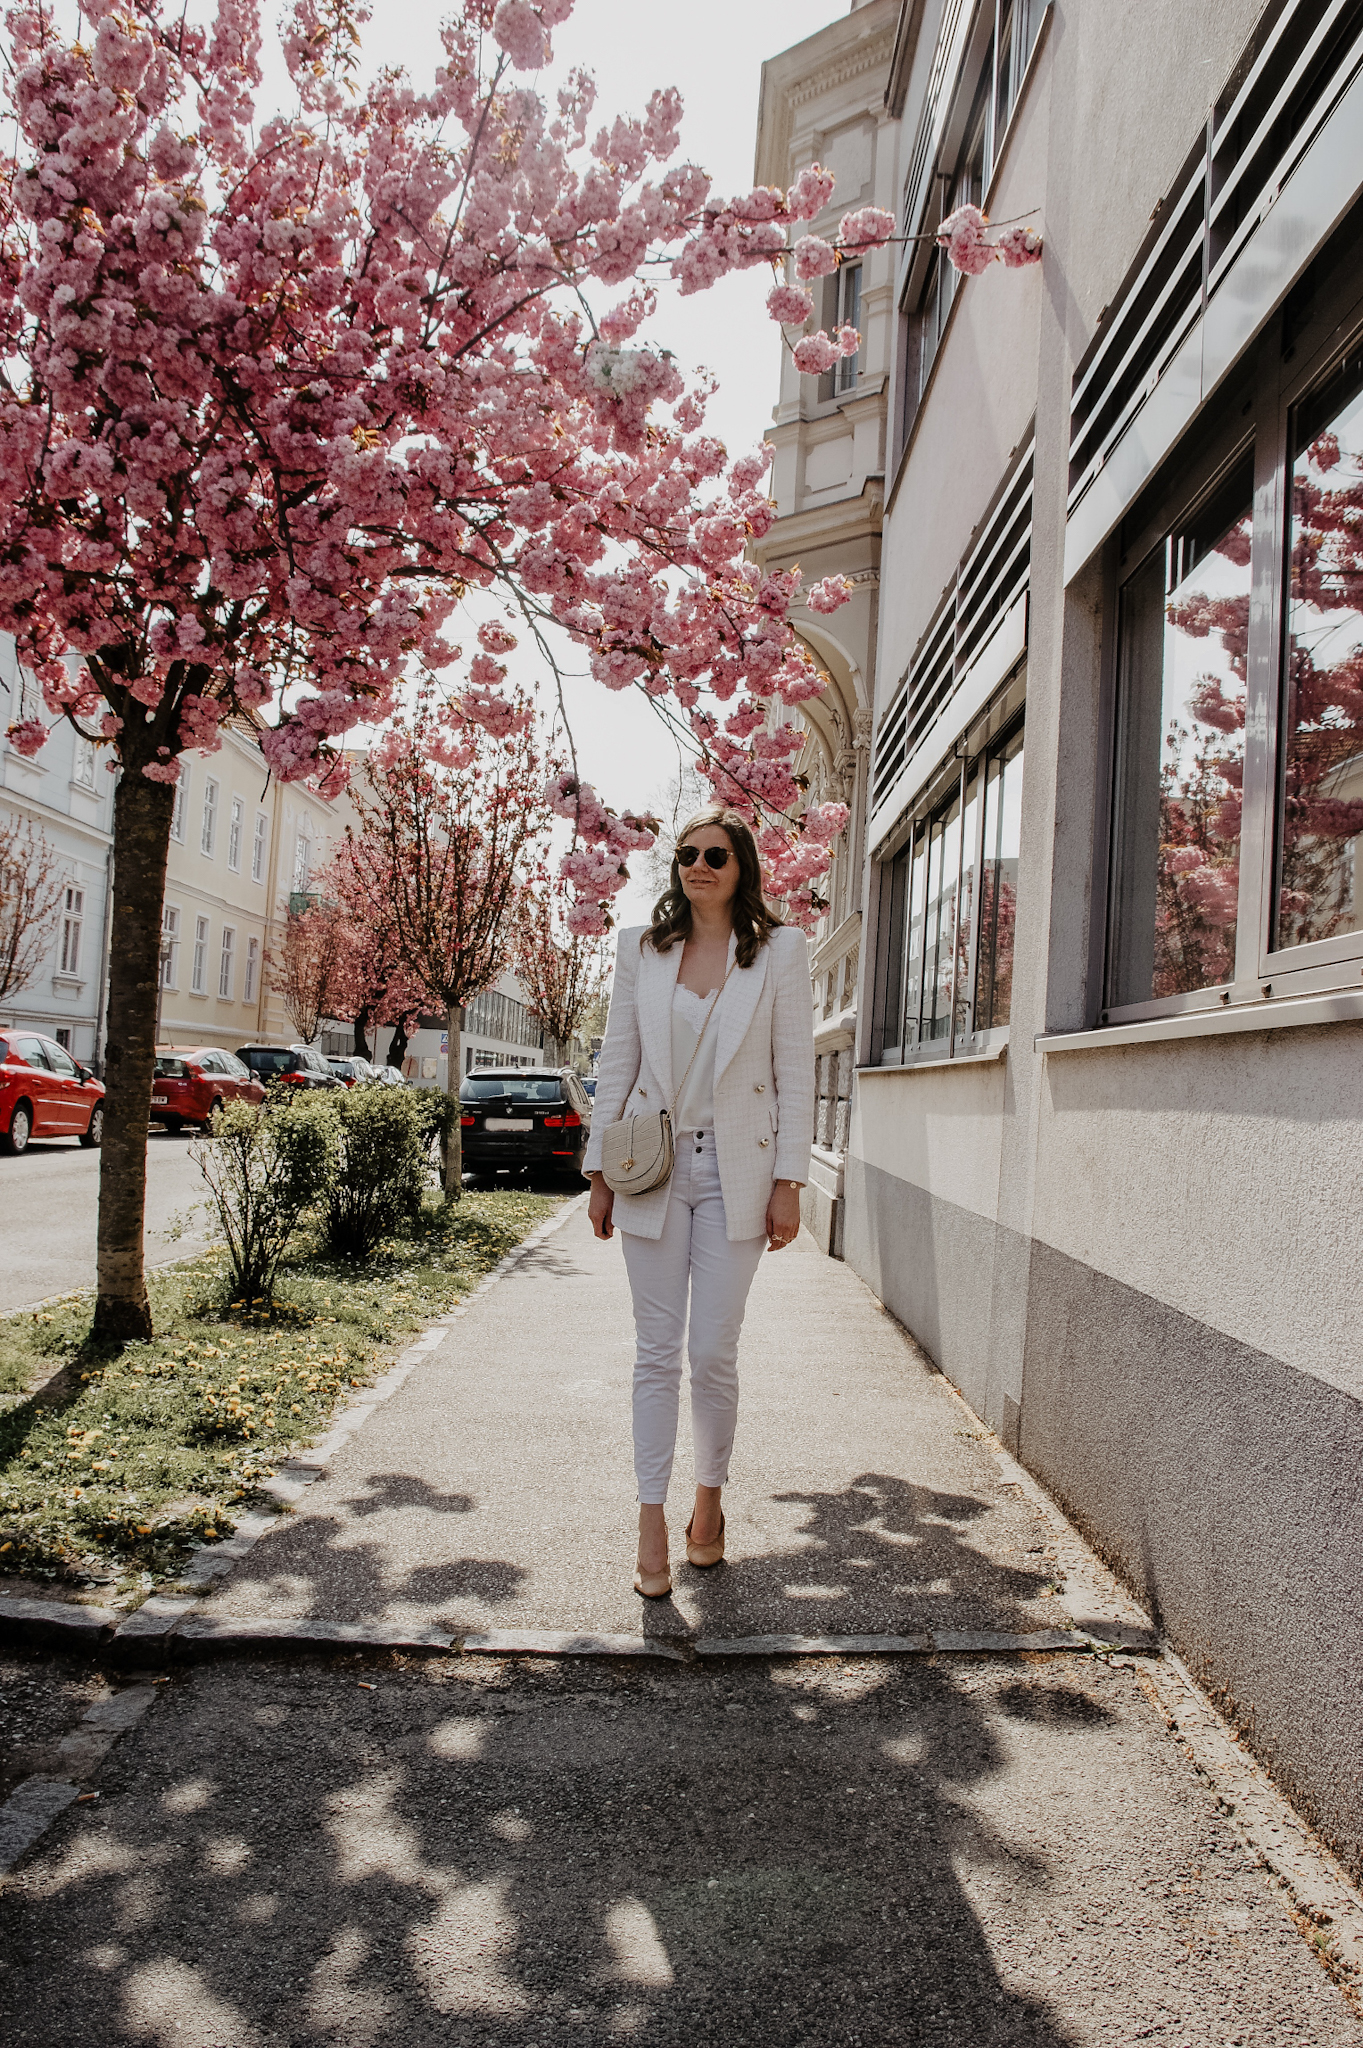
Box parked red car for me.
[0,1031,105,1154]
[151,1046,266,1133]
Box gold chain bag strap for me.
[600,957,738,1197]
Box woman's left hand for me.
[765,1181,801,1253]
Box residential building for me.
[753,0,898,1254]
[159,723,354,1054]
[764,0,1363,1879]
[0,640,114,1066]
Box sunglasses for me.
[677,844,733,870]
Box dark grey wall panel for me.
[843,1156,1001,1426]
[1021,1239,1363,1883]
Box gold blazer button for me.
[759,1137,770,1148]
[754,1082,766,1092]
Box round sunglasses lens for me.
[704,847,730,869]
[677,846,699,867]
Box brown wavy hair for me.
[644,807,783,969]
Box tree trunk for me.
[387,1014,411,1071]
[443,1000,462,1199]
[94,766,175,1342]
[353,1002,372,1060]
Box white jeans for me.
[620,1130,767,1505]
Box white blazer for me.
[583,923,816,1242]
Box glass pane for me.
[902,825,928,1050]
[1277,347,1363,951]
[923,789,963,1042]
[976,726,1025,1030]
[876,847,909,1059]
[1108,457,1252,1006]
[954,768,980,1042]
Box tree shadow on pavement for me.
[640,1474,1057,1644]
[0,1649,1095,2048]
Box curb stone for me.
[0,1682,158,1874]
[1138,1649,1363,1999]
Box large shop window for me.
[874,697,1024,1065]
[1103,250,1363,1017]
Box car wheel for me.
[200,1096,224,1131]
[159,1115,183,1134]
[79,1104,104,1149]
[3,1102,32,1156]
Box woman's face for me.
[677,823,741,917]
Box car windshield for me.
[243,1049,295,1073]
[154,1058,190,1079]
[461,1077,562,1103]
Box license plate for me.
[484,1118,533,1132]
[152,1096,168,1105]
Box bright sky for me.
[326,1,844,920]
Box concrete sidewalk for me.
[196,1203,1148,1647]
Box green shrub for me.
[323,1084,429,1261]
[191,1094,338,1302]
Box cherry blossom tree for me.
[269,898,348,1047]
[0,812,64,1005]
[345,700,549,1195]
[0,0,912,1336]
[514,880,610,1064]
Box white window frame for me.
[227,794,243,873]
[201,777,219,858]
[251,810,268,884]
[293,827,312,891]
[59,885,83,976]
[218,925,235,999]
[244,934,259,1003]
[72,738,96,789]
[161,904,180,988]
[170,767,188,843]
[191,915,209,995]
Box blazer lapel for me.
[713,941,769,1085]
[637,939,682,1104]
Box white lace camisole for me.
[670,937,737,1133]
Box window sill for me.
[859,1036,1008,1077]
[1036,988,1363,1055]
[51,975,84,995]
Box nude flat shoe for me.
[633,1564,673,1599]
[685,1513,725,1569]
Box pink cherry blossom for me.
[792,332,842,375]
[767,282,815,326]
[995,223,1043,268]
[5,718,47,757]
[786,164,836,221]
[838,206,896,251]
[805,576,853,615]
[793,234,839,282]
[938,204,996,277]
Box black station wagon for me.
[459,1067,591,1184]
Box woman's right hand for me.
[588,1172,615,1240]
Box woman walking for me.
[584,807,815,1597]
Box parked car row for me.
[2,1030,599,1158]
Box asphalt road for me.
[2,1649,1359,2047]
[0,1130,214,1312]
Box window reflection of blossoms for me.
[1279,355,1363,951]
[1110,462,1251,1010]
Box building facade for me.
[0,640,114,1065]
[159,722,354,1055]
[753,0,898,1253]
[765,0,1363,1881]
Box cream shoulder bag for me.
[600,957,738,1197]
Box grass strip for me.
[0,1188,562,1603]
